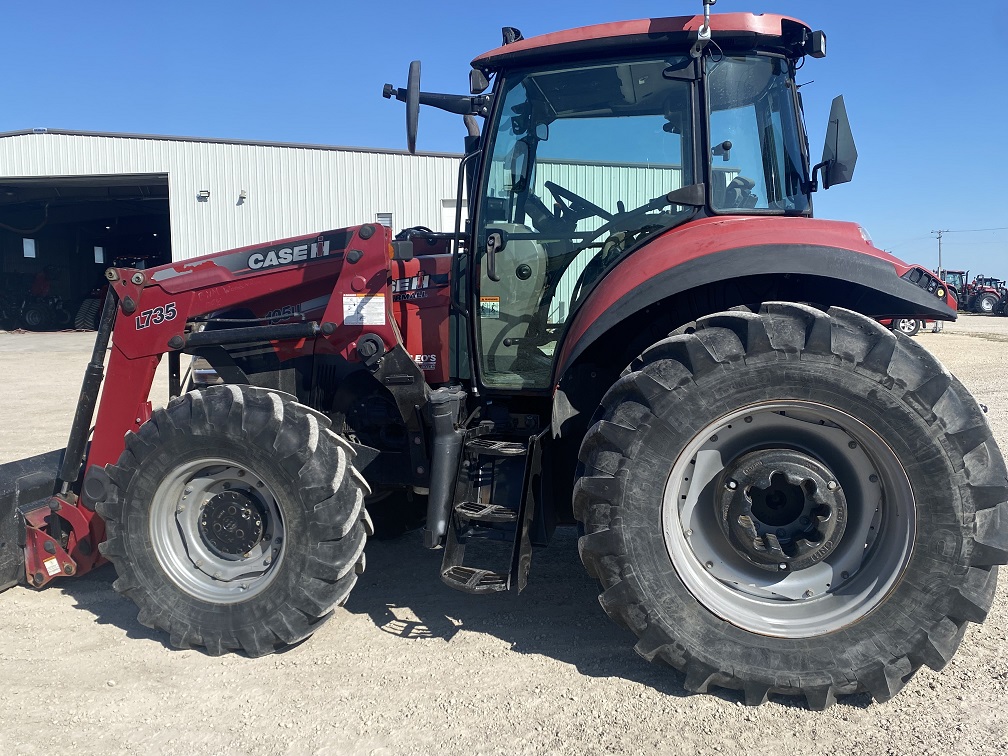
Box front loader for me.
[2,5,1006,708]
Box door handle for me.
[486,231,503,282]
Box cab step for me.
[464,437,527,457]
[438,429,544,595]
[441,566,509,593]
[455,501,519,523]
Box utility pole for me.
[931,229,949,274]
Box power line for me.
[945,226,1008,233]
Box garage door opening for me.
[0,174,170,330]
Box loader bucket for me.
[0,448,65,592]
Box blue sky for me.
[3,1,1006,273]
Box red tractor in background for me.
[938,268,969,311]
[1,4,1005,709]
[967,274,1008,315]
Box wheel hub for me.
[717,449,848,572]
[199,490,266,557]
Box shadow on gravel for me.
[343,525,869,709]
[47,527,871,710]
[51,563,175,650]
[344,526,699,697]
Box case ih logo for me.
[248,240,332,271]
[392,274,431,302]
[391,273,449,302]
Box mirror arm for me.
[805,160,829,193]
[383,86,493,118]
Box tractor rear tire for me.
[74,299,101,331]
[977,294,998,314]
[574,303,1008,708]
[97,384,372,656]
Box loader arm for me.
[2,223,400,588]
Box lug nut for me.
[705,561,713,569]
[869,474,879,483]
[803,590,813,599]
[725,479,738,491]
[778,563,788,571]
[827,480,838,491]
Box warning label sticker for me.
[479,296,500,319]
[44,557,60,577]
[343,294,386,326]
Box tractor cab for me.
[387,13,854,392]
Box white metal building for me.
[0,129,463,258]
[0,129,463,324]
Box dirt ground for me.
[0,316,1006,756]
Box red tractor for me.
[938,268,969,310]
[1,6,1005,709]
[967,275,1008,314]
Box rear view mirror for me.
[406,61,421,154]
[820,95,857,189]
[509,142,529,193]
[470,68,490,94]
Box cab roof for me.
[472,13,813,71]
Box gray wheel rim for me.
[981,297,994,313]
[897,319,917,334]
[149,457,286,604]
[662,401,915,638]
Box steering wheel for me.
[544,181,613,223]
[567,193,696,305]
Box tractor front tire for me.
[574,303,1008,708]
[21,304,50,331]
[97,384,372,656]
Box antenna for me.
[691,0,717,58]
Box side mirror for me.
[820,95,857,189]
[470,68,490,95]
[406,60,421,154]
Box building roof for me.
[0,128,462,160]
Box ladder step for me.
[455,501,519,523]
[441,566,509,594]
[465,438,527,457]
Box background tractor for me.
[1,5,1005,710]
[967,275,1008,315]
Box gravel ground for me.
[0,315,1006,756]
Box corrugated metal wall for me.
[0,132,462,260]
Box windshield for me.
[475,56,696,389]
[706,55,809,213]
